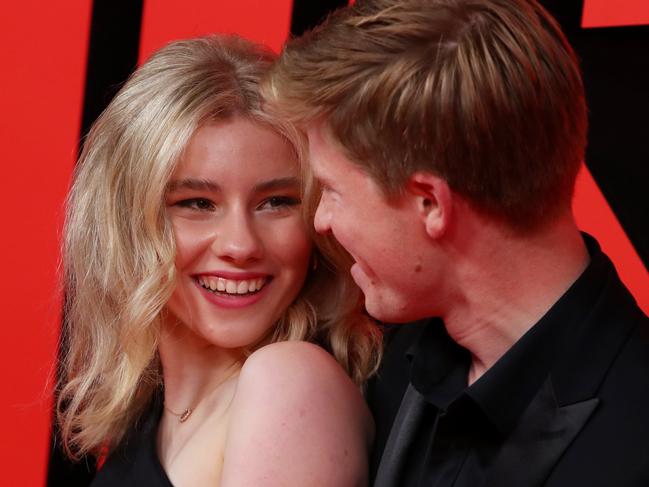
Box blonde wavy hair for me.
[58,35,381,460]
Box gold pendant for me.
[179,408,192,422]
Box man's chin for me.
[351,266,424,322]
[363,296,417,324]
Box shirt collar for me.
[407,233,609,437]
[407,319,470,409]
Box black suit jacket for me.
[367,245,649,487]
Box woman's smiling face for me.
[164,117,311,349]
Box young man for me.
[265,0,649,485]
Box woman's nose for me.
[211,210,263,264]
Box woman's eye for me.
[259,196,301,211]
[175,198,215,211]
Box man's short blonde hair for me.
[265,0,588,229]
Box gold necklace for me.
[163,366,241,423]
[163,404,193,422]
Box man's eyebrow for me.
[166,178,221,192]
[312,174,334,190]
[309,166,332,187]
[253,177,300,193]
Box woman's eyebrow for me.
[166,177,299,193]
[166,178,221,192]
[253,177,300,193]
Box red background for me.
[1,1,646,485]
[0,1,91,485]
[582,0,649,27]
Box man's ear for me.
[406,172,453,239]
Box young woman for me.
[58,35,381,486]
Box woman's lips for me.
[193,275,272,309]
[196,275,268,294]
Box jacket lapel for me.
[373,383,427,487]
[485,378,599,487]
[485,247,635,487]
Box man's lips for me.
[350,261,374,289]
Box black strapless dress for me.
[90,401,174,487]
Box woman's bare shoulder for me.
[242,341,364,396]
[220,341,373,486]
[236,341,372,433]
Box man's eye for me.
[259,196,301,211]
[175,198,215,211]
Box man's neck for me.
[441,214,590,385]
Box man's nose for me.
[313,194,332,235]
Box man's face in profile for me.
[306,122,440,323]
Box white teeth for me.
[198,276,267,295]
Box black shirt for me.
[369,234,613,486]
[91,398,173,487]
